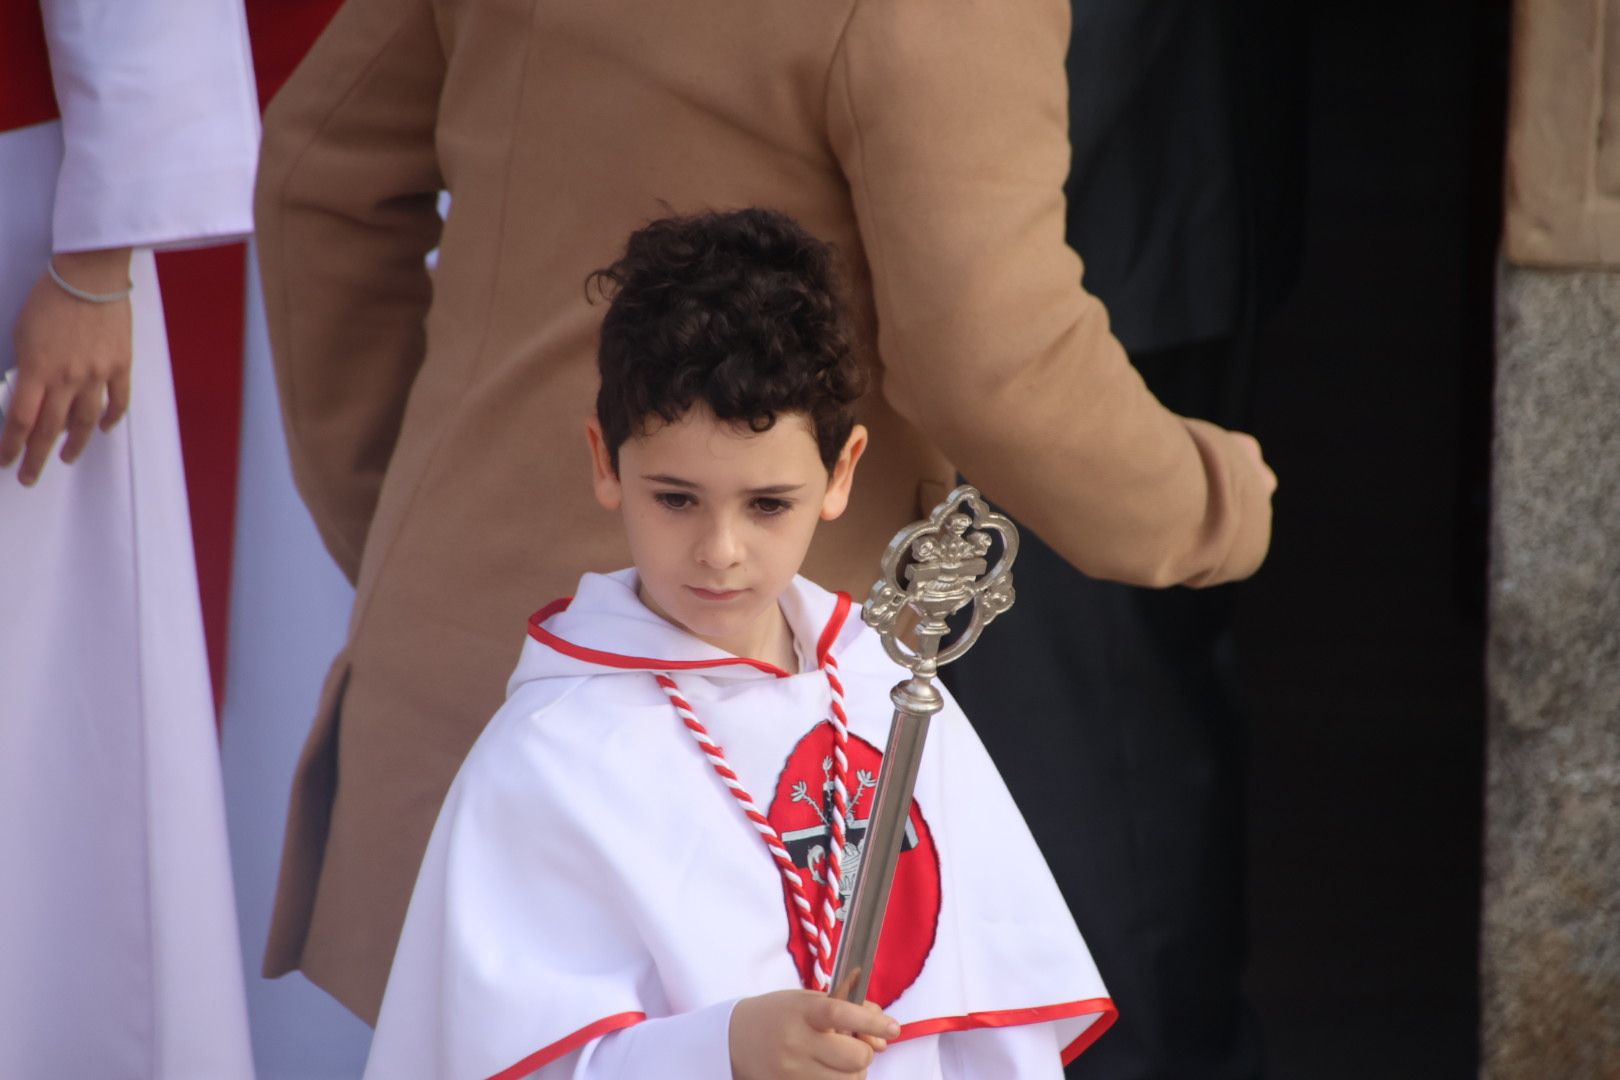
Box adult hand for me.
[1,248,134,486]
[1230,431,1278,497]
[729,989,899,1080]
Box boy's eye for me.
[654,492,694,510]
[751,497,791,516]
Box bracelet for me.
[47,257,133,304]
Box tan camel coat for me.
[256,0,1273,1022]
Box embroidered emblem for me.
[784,760,914,917]
[768,723,941,1007]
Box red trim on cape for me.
[485,1011,647,1080]
[526,588,854,680]
[893,996,1118,1065]
[1059,999,1119,1065]
[485,996,1115,1077]
[815,590,853,667]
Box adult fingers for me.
[1230,431,1278,496]
[0,375,44,469]
[18,384,72,485]
[59,384,106,465]
[102,368,130,431]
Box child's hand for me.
[729,989,900,1080]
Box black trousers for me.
[943,339,1264,1080]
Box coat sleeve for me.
[826,0,1270,588]
[254,0,446,582]
[42,0,259,252]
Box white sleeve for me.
[545,999,738,1080]
[41,0,259,252]
[941,1020,1068,1079]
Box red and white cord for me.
[655,672,828,989]
[817,653,852,989]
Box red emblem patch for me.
[766,721,941,1007]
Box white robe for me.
[367,571,1116,1079]
[0,2,259,1076]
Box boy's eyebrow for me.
[641,474,805,497]
[642,473,701,489]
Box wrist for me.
[50,248,134,300]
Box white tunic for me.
[367,571,1116,1079]
[0,2,259,1077]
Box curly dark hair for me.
[588,208,866,472]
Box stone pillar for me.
[1485,1,1620,1075]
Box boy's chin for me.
[675,606,777,653]
[679,607,759,637]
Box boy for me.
[365,210,1115,1079]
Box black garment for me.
[946,343,1262,1080]
[1063,0,1304,358]
[944,3,1303,1077]
[1063,4,1241,352]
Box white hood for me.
[508,569,864,695]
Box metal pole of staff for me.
[830,484,1018,1003]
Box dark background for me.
[1235,2,1508,1076]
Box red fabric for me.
[245,0,345,110]
[156,246,247,711]
[486,1011,648,1080]
[0,0,58,133]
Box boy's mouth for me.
[687,585,745,602]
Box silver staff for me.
[830,484,1017,1003]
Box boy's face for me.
[586,406,866,661]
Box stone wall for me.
[1488,1,1620,1072]
[1484,267,1620,1077]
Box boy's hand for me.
[730,989,900,1080]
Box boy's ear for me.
[584,418,623,511]
[819,424,868,521]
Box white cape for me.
[369,571,1114,1079]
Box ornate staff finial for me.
[861,484,1018,676]
[832,484,1019,1003]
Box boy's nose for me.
[695,518,743,569]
